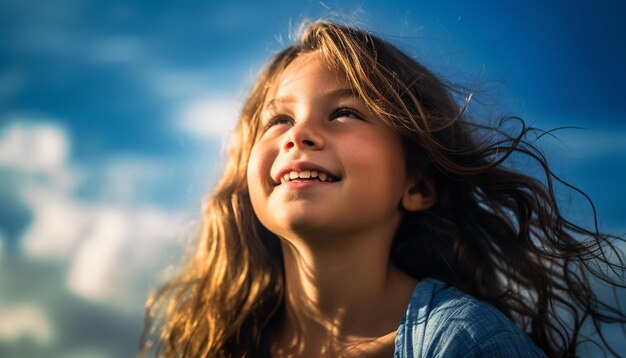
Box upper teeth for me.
[281,170,330,184]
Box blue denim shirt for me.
[394,278,546,357]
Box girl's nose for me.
[282,121,325,151]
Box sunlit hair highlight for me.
[141,20,626,357]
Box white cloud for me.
[21,184,186,311]
[20,180,187,310]
[66,206,186,309]
[99,156,168,204]
[20,187,89,261]
[0,305,54,344]
[0,119,69,173]
[0,118,190,312]
[66,208,127,301]
[177,96,240,139]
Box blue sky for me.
[1,1,625,357]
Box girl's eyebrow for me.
[264,88,360,111]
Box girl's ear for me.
[401,172,436,212]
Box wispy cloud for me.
[0,118,70,173]
[87,34,244,146]
[0,305,54,344]
[176,95,240,140]
[0,116,192,352]
[20,186,88,261]
[89,36,146,65]
[65,205,186,310]
[1,120,188,307]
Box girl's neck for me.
[272,231,418,357]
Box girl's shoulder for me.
[394,278,546,357]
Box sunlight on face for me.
[247,52,410,243]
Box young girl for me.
[141,21,626,357]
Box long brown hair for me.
[140,20,626,357]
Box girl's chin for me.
[268,218,342,239]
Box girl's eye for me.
[264,116,294,130]
[331,108,364,121]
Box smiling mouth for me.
[279,170,340,184]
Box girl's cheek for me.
[248,144,272,187]
[247,147,261,186]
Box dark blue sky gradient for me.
[2,1,624,156]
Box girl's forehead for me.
[265,52,350,102]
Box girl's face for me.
[247,52,411,240]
